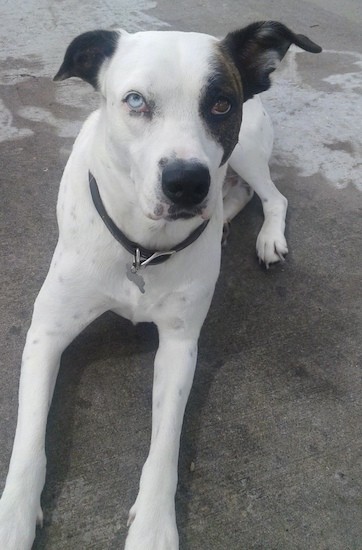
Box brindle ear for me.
[53,30,120,89]
[221,21,322,102]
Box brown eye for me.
[211,98,232,115]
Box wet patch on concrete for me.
[0,0,168,145]
[0,0,167,81]
[263,48,362,191]
[0,97,33,142]
[324,140,355,154]
[0,56,43,86]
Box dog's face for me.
[100,31,243,221]
[54,24,321,222]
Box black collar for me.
[89,172,209,270]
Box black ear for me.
[53,30,120,89]
[221,21,322,102]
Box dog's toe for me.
[256,229,288,267]
[222,221,231,247]
[36,506,44,528]
[127,506,136,528]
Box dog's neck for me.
[89,171,210,268]
[88,160,209,253]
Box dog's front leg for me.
[125,332,198,550]
[229,99,289,267]
[0,250,107,549]
[229,140,288,267]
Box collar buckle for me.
[140,250,176,269]
[132,249,176,272]
[131,248,142,273]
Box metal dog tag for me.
[125,248,175,294]
[126,263,145,293]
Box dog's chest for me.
[94,251,182,324]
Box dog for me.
[0,21,321,549]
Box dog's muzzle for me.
[161,160,210,209]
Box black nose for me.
[161,160,210,207]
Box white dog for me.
[0,21,321,549]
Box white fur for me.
[0,29,288,549]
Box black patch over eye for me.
[200,70,242,165]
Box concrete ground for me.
[0,0,361,548]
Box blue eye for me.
[125,92,147,112]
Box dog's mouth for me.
[146,201,209,222]
[166,204,204,221]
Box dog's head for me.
[54,23,321,222]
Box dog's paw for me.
[256,225,288,268]
[125,502,179,550]
[0,496,39,550]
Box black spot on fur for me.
[53,30,120,89]
[221,21,321,101]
